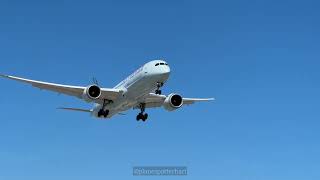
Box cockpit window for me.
[165,63,168,65]
[155,62,168,66]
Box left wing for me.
[0,74,122,102]
[134,93,214,109]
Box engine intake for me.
[82,85,101,102]
[163,93,183,111]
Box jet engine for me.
[82,85,101,102]
[163,93,183,111]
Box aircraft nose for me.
[163,65,171,74]
[159,65,170,81]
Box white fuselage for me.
[92,60,170,118]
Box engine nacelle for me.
[82,85,101,102]
[163,93,183,111]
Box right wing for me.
[182,97,215,105]
[0,74,122,103]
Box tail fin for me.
[57,107,92,113]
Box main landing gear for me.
[98,99,110,118]
[155,82,164,95]
[136,103,148,122]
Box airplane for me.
[0,60,214,121]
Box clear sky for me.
[0,0,319,179]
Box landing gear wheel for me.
[137,113,148,121]
[136,104,149,122]
[155,90,162,95]
[98,99,111,118]
[142,113,148,121]
[136,113,143,121]
[98,109,109,118]
[104,110,109,118]
[155,82,164,95]
[98,109,104,117]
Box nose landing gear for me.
[155,82,164,95]
[136,103,148,122]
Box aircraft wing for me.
[182,97,215,105]
[0,74,121,102]
[135,93,214,109]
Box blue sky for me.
[0,0,320,179]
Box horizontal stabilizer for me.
[57,107,92,113]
